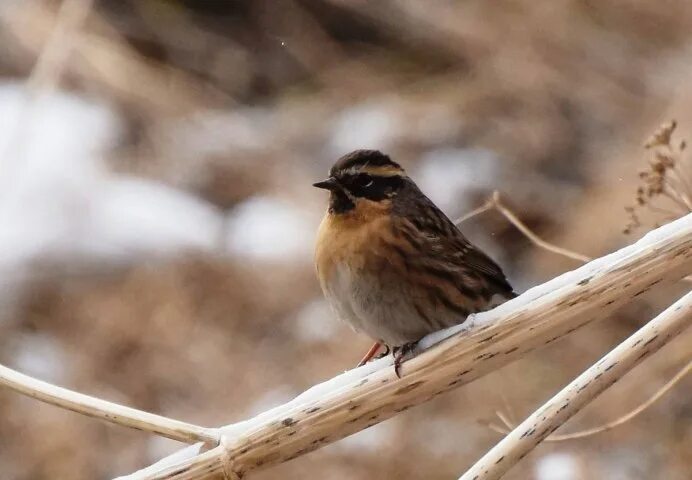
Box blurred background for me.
[0,1,690,479]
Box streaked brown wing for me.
[393,187,514,300]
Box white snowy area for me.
[225,196,315,261]
[329,101,402,156]
[0,84,325,287]
[0,84,222,275]
[415,148,500,213]
[293,298,340,343]
[535,452,580,480]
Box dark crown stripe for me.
[331,150,401,175]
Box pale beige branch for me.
[116,213,692,480]
[454,198,496,224]
[485,356,691,441]
[455,191,692,282]
[0,363,220,445]
[455,191,591,262]
[459,291,692,480]
[0,0,93,168]
[0,1,226,115]
[25,0,94,94]
[490,192,592,262]
[465,193,692,439]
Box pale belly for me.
[322,261,462,346]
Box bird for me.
[313,150,515,377]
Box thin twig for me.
[459,291,692,480]
[662,188,691,212]
[646,203,679,217]
[26,0,94,94]
[0,363,220,445]
[491,192,592,262]
[455,191,591,262]
[454,199,496,224]
[0,0,94,174]
[461,192,692,437]
[672,165,692,202]
[485,357,691,441]
[455,191,692,283]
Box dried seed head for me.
[644,119,677,149]
[654,152,675,168]
[625,120,690,234]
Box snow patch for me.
[158,108,273,158]
[329,102,401,156]
[11,333,68,384]
[225,196,314,262]
[84,178,222,260]
[535,452,580,480]
[0,84,225,279]
[246,386,299,417]
[328,420,396,454]
[294,298,339,342]
[415,148,500,212]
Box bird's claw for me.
[393,341,417,378]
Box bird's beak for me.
[313,177,339,191]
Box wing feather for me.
[393,183,514,300]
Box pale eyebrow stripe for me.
[360,165,404,177]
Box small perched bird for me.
[314,150,515,376]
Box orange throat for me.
[315,198,393,284]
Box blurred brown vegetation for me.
[0,1,690,479]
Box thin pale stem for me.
[459,291,692,480]
[459,191,592,262]
[26,0,94,94]
[486,357,691,441]
[676,167,692,199]
[492,193,592,262]
[457,192,691,283]
[670,165,692,205]
[662,187,690,212]
[0,363,219,445]
[646,202,679,217]
[454,199,495,224]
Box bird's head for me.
[314,150,407,214]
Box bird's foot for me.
[375,344,391,359]
[357,342,382,367]
[393,341,418,379]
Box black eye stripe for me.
[341,173,403,200]
[354,173,374,187]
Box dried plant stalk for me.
[25,0,94,94]
[0,363,219,444]
[486,357,691,441]
[459,291,692,480]
[455,191,591,262]
[118,213,692,480]
[0,1,226,114]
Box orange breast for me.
[314,198,393,287]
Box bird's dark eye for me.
[354,174,374,188]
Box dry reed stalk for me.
[485,357,691,441]
[459,290,692,480]
[0,363,220,444]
